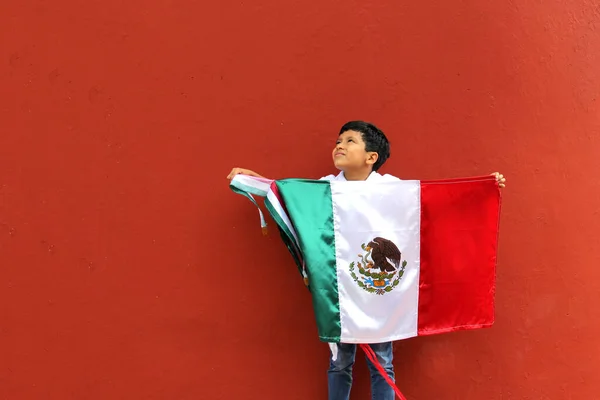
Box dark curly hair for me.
[339,121,391,172]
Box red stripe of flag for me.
[418,176,501,335]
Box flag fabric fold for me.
[230,174,501,344]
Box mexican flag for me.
[230,175,501,344]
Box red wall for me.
[2,1,599,399]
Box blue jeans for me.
[327,342,395,400]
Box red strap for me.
[360,344,407,400]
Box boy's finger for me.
[227,168,240,179]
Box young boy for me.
[227,121,506,400]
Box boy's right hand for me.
[227,168,264,180]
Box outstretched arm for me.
[227,167,267,180]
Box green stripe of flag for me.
[275,179,341,341]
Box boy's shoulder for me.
[318,172,401,182]
[318,174,339,181]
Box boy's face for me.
[332,130,378,172]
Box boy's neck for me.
[343,169,374,181]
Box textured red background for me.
[1,1,599,399]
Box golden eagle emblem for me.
[349,237,407,295]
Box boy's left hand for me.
[491,172,506,188]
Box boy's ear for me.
[366,152,379,166]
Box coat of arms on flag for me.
[230,175,502,345]
[350,238,407,295]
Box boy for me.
[227,121,506,400]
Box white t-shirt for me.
[319,171,401,182]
